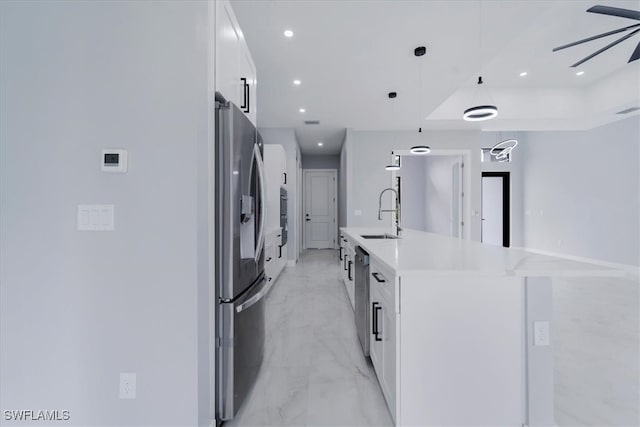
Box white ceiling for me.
[231,0,640,154]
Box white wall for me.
[0,1,214,426]
[521,117,639,266]
[344,129,524,244]
[259,128,302,263]
[301,154,340,170]
[398,156,427,231]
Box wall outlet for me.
[533,321,550,346]
[354,210,362,216]
[119,372,136,399]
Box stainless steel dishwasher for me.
[354,246,370,356]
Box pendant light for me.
[385,154,401,171]
[490,138,518,161]
[410,146,431,154]
[463,76,497,121]
[463,2,498,122]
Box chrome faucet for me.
[377,188,402,237]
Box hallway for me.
[227,249,393,426]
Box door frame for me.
[302,169,338,250]
[481,171,510,247]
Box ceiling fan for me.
[553,5,640,67]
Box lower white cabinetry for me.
[369,259,398,423]
[265,228,286,284]
[340,234,356,310]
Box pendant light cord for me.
[418,57,422,133]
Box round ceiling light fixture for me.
[490,139,518,161]
[463,76,498,122]
[283,30,294,38]
[410,145,431,154]
[463,105,498,121]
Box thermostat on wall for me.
[101,149,128,173]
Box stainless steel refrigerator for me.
[215,95,271,422]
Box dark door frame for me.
[481,172,510,248]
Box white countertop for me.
[341,227,625,278]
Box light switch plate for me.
[533,321,550,346]
[354,210,362,216]
[78,205,114,231]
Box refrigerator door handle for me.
[254,143,266,262]
[236,276,271,313]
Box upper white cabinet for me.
[215,0,257,126]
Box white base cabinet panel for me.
[340,234,356,311]
[369,259,398,423]
[398,274,525,426]
[265,229,286,284]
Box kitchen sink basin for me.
[360,234,399,239]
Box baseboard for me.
[513,246,640,280]
[286,260,296,268]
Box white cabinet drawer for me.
[370,259,396,313]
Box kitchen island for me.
[339,227,624,427]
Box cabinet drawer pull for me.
[372,272,386,283]
[283,172,287,184]
[339,246,344,261]
[266,257,272,262]
[372,302,382,341]
[348,260,353,281]
[240,77,250,113]
[343,254,348,270]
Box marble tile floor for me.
[226,249,393,427]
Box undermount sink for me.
[360,234,399,240]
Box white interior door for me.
[481,176,503,246]
[303,170,337,249]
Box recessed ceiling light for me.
[576,70,585,76]
[299,108,306,113]
[519,71,528,77]
[317,142,323,147]
[284,30,294,38]
[293,79,301,85]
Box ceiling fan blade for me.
[553,23,640,51]
[587,5,640,21]
[629,40,640,62]
[571,28,640,67]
